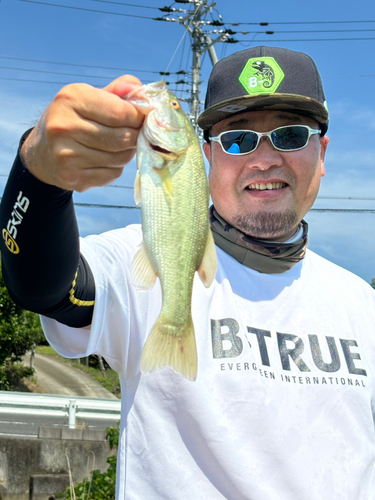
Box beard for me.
[232,209,299,240]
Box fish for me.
[127,81,217,381]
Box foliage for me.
[106,423,120,449]
[0,264,45,390]
[371,278,375,290]
[57,422,120,500]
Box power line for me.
[0,195,139,209]
[268,28,375,34]
[18,0,157,19]
[87,0,188,13]
[318,196,375,201]
[234,37,375,43]
[0,65,190,86]
[11,0,375,138]
[88,0,161,8]
[0,55,180,74]
[226,20,375,26]
[2,55,375,82]
[0,75,191,91]
[5,173,375,198]
[211,28,375,35]
[0,76,74,85]
[0,65,115,79]
[0,173,134,190]
[105,184,133,189]
[0,171,374,201]
[18,0,375,36]
[310,209,375,213]
[0,194,373,212]
[74,202,139,209]
[0,191,373,212]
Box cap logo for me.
[239,57,285,95]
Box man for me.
[1,46,375,499]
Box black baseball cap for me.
[198,46,329,139]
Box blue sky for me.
[1,0,375,282]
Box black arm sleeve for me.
[0,130,95,328]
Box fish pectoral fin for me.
[153,165,173,201]
[197,229,217,287]
[141,314,198,381]
[130,243,157,291]
[134,170,141,207]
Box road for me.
[24,352,118,399]
[0,352,120,437]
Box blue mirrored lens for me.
[227,143,241,154]
[221,131,258,154]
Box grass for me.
[35,345,121,398]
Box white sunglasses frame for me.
[209,125,321,155]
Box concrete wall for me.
[0,427,116,500]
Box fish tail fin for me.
[141,315,197,381]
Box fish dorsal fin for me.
[131,242,157,291]
[153,165,174,201]
[197,229,217,287]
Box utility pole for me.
[173,0,231,134]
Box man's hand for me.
[21,75,144,192]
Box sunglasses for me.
[209,125,321,155]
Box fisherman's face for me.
[203,110,329,241]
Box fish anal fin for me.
[153,165,174,201]
[130,243,157,291]
[141,315,197,381]
[197,229,217,287]
[134,170,141,207]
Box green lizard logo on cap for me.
[239,57,285,94]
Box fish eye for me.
[170,99,180,110]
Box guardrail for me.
[0,391,121,428]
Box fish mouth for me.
[150,143,173,155]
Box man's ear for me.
[320,135,329,178]
[202,142,211,162]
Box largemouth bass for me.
[128,81,217,381]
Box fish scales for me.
[142,140,207,320]
[128,81,217,381]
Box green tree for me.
[0,264,44,390]
[371,278,375,290]
[57,422,119,500]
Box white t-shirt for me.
[42,225,375,500]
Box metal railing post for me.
[68,399,77,429]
